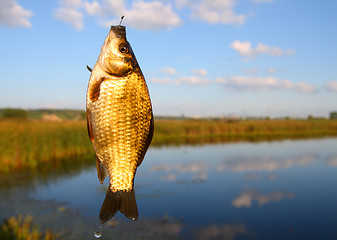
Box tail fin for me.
[99,185,138,223]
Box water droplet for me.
[94,231,101,238]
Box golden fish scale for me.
[89,70,152,192]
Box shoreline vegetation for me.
[0,215,55,240]
[0,117,337,172]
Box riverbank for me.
[0,118,336,172]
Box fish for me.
[86,25,153,223]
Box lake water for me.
[1,138,337,239]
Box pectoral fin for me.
[86,109,94,142]
[88,77,105,102]
[87,65,92,72]
[96,157,107,184]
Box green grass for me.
[0,118,337,172]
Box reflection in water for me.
[162,173,177,181]
[325,155,337,166]
[97,215,183,239]
[151,161,210,184]
[232,190,295,208]
[0,154,96,191]
[176,162,209,173]
[217,154,316,172]
[1,138,337,239]
[193,223,246,240]
[150,163,172,171]
[150,154,317,184]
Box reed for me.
[0,118,337,172]
[152,118,337,145]
[0,215,55,240]
[0,119,94,172]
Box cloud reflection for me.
[150,154,317,184]
[232,190,295,208]
[150,163,172,171]
[325,156,337,166]
[193,223,246,240]
[151,162,210,183]
[176,162,209,172]
[161,173,177,181]
[218,154,316,172]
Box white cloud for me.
[54,0,84,30]
[83,1,102,16]
[54,0,181,30]
[191,69,208,76]
[0,0,33,28]
[99,0,125,16]
[177,76,211,86]
[161,67,177,75]
[177,0,246,25]
[231,40,295,58]
[232,190,295,208]
[86,0,181,30]
[216,76,317,93]
[54,7,84,30]
[251,0,273,2]
[243,68,258,74]
[267,67,277,73]
[152,67,211,86]
[60,0,83,8]
[150,77,173,85]
[124,1,182,30]
[325,81,337,92]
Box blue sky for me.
[0,0,336,118]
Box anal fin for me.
[96,157,107,184]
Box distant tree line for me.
[1,108,337,120]
[330,112,337,119]
[1,108,28,119]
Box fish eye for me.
[119,44,129,54]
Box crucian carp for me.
[86,24,153,222]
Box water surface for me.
[1,138,336,239]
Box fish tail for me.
[99,185,138,223]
